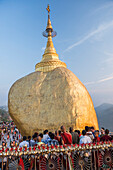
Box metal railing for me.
[0,142,113,170]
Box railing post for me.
[34,156,36,170]
[91,150,93,170]
[62,154,63,170]
[93,150,97,170]
[6,157,8,170]
[38,156,40,170]
[2,158,3,170]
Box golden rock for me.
[8,67,99,136]
[8,5,99,136]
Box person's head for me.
[88,127,91,132]
[105,129,109,135]
[23,136,27,141]
[28,136,31,140]
[32,134,37,141]
[13,141,15,146]
[61,125,66,133]
[85,126,89,132]
[2,141,6,147]
[11,141,14,147]
[48,132,52,137]
[95,130,99,138]
[82,130,86,136]
[34,132,38,137]
[37,136,42,142]
[90,126,95,133]
[101,127,105,134]
[69,127,73,133]
[39,133,43,139]
[75,130,80,135]
[50,133,55,139]
[43,129,48,135]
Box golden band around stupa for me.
[8,5,99,136]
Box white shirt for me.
[19,141,29,148]
[6,139,10,148]
[86,131,94,141]
[42,134,49,141]
[30,139,36,147]
[79,135,91,144]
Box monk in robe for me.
[60,125,72,144]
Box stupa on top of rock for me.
[35,5,66,72]
[8,5,99,136]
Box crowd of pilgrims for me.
[0,121,113,148]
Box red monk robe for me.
[61,132,72,144]
[100,135,112,142]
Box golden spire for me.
[35,5,66,72]
[46,5,52,30]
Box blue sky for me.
[0,0,113,106]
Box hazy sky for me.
[0,0,113,107]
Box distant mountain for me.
[0,108,10,122]
[0,106,8,111]
[0,105,10,121]
[95,103,113,132]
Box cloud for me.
[64,20,113,52]
[41,47,45,51]
[92,2,113,14]
[84,81,95,85]
[84,74,113,86]
[105,52,113,57]
[102,52,113,63]
[98,76,113,83]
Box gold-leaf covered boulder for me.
[8,67,98,136]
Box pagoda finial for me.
[46,4,50,14]
[42,4,57,55]
[43,4,56,38]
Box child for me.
[93,130,100,143]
